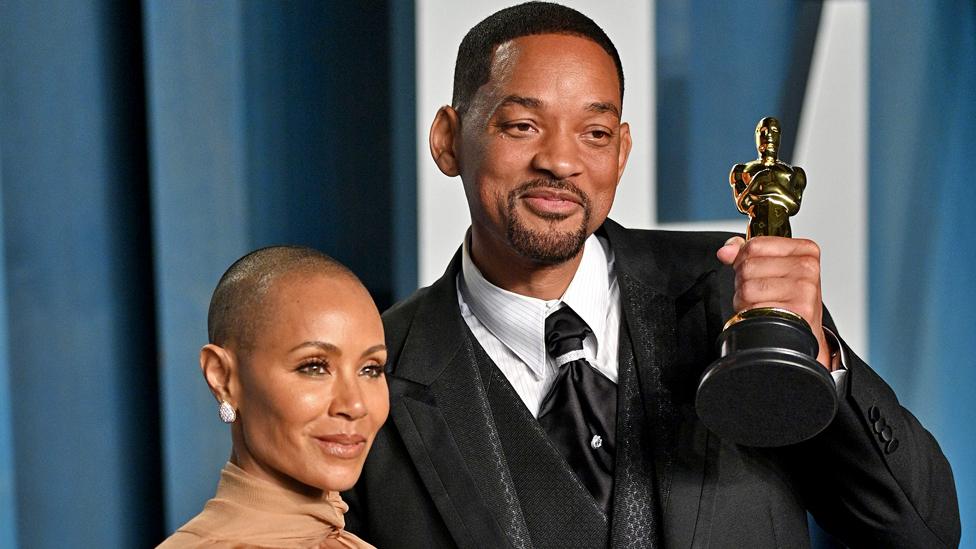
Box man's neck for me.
[469,230,584,301]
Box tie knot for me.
[545,306,591,359]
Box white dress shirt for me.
[457,234,620,417]
[456,232,848,418]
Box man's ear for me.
[200,343,238,404]
[616,121,633,185]
[430,105,462,177]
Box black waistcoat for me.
[465,315,661,549]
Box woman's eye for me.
[360,364,385,379]
[298,361,329,376]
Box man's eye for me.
[297,361,330,376]
[360,364,385,378]
[500,122,535,135]
[584,129,612,142]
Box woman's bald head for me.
[207,246,360,354]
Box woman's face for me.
[231,271,389,494]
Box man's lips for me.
[314,434,367,459]
[519,189,583,216]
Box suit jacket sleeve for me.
[780,317,961,548]
[694,231,960,547]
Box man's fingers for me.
[732,236,820,270]
[727,236,825,343]
[716,236,745,265]
[733,279,821,317]
[736,254,821,282]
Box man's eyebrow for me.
[492,95,620,118]
[586,102,621,118]
[497,95,543,110]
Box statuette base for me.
[696,315,837,447]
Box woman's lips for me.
[314,434,367,459]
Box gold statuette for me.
[695,116,836,448]
[731,117,806,239]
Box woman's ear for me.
[200,343,238,404]
[429,105,462,177]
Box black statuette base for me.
[696,315,838,447]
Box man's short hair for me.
[207,245,357,352]
[452,1,624,115]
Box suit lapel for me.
[602,221,711,547]
[604,222,681,503]
[390,251,531,549]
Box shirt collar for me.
[459,233,612,379]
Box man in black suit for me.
[344,3,959,547]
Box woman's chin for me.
[304,463,364,493]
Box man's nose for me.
[329,373,368,420]
[532,130,583,180]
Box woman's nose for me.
[329,373,368,420]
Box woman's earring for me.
[218,401,237,424]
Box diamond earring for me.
[218,401,237,423]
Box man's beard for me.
[506,178,591,264]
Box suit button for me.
[868,406,881,421]
[880,425,893,442]
[873,418,887,434]
[885,439,900,454]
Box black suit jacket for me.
[345,220,960,548]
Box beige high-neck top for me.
[157,462,374,549]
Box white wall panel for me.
[792,0,868,354]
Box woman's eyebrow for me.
[360,344,387,358]
[289,340,339,353]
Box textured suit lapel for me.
[390,251,530,549]
[617,272,681,503]
[605,222,682,507]
[610,319,661,548]
[602,220,714,547]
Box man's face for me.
[453,33,631,265]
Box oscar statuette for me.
[695,117,838,447]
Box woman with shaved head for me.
[158,246,386,548]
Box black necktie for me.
[538,306,617,514]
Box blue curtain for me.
[0,154,16,549]
[0,0,415,546]
[870,2,976,547]
[1,2,161,547]
[655,0,821,222]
